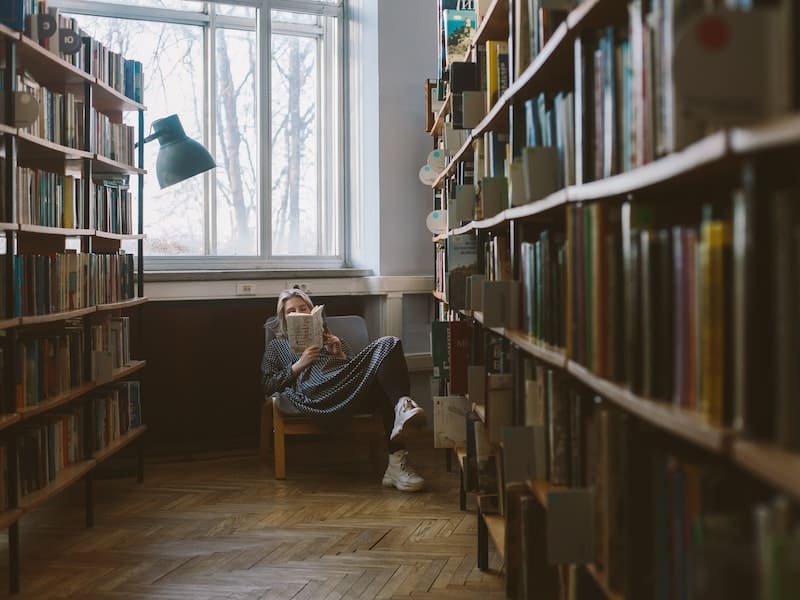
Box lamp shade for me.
[148,115,216,189]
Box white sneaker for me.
[382,449,425,492]
[390,396,426,441]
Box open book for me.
[286,304,325,353]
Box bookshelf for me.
[0,11,147,594]
[429,0,800,598]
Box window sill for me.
[142,272,434,301]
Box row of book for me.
[90,381,142,452]
[434,340,800,598]
[17,404,86,497]
[1,0,143,103]
[13,315,132,411]
[10,70,138,165]
[8,251,135,318]
[15,381,141,498]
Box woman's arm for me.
[260,339,296,397]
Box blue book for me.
[0,0,26,31]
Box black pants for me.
[361,337,411,453]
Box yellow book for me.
[485,40,501,111]
[701,220,729,426]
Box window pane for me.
[78,0,203,9]
[72,14,206,255]
[214,27,258,255]
[213,4,255,17]
[272,10,318,26]
[271,31,318,256]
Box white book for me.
[286,304,325,353]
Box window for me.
[53,0,344,268]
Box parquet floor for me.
[0,433,504,599]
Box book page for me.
[286,304,324,352]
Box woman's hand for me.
[292,345,321,376]
[324,333,347,359]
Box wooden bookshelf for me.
[431,93,451,137]
[0,317,21,331]
[473,0,509,46]
[16,382,96,421]
[15,35,93,91]
[96,297,149,312]
[428,0,800,596]
[18,223,94,237]
[731,439,800,502]
[0,509,23,532]
[432,290,447,303]
[585,564,624,600]
[92,78,146,115]
[93,426,147,464]
[16,130,93,163]
[93,154,146,175]
[566,361,729,454]
[1,24,148,595]
[19,306,96,325]
[18,460,97,513]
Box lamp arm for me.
[135,131,161,148]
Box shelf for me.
[585,563,625,600]
[431,93,451,137]
[504,330,567,369]
[93,425,147,463]
[0,413,21,433]
[566,361,730,454]
[0,221,17,231]
[92,79,146,114]
[18,459,96,513]
[93,231,146,241]
[525,480,567,508]
[478,501,505,560]
[0,508,23,531]
[0,23,19,41]
[566,0,629,34]
[473,0,509,46]
[731,439,800,502]
[432,232,448,242]
[505,189,569,221]
[0,124,15,136]
[473,403,485,423]
[569,131,729,202]
[432,290,447,303]
[17,382,96,421]
[19,306,96,325]
[455,446,466,469]
[16,35,93,92]
[728,112,800,155]
[0,317,21,331]
[93,154,145,175]
[110,359,147,381]
[16,131,92,163]
[19,223,94,237]
[95,297,148,312]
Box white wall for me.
[349,0,438,276]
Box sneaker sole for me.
[382,476,425,492]
[390,408,426,441]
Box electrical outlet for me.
[290,282,311,294]
[236,282,256,296]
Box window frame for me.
[50,0,347,271]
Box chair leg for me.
[273,402,286,479]
[259,398,272,462]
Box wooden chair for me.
[259,315,385,479]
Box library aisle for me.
[0,433,504,599]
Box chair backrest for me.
[264,314,370,354]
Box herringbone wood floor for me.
[0,433,504,599]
